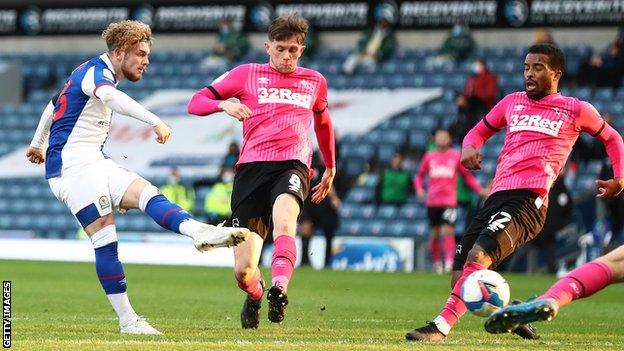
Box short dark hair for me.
[527,43,566,74]
[268,15,308,44]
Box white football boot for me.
[192,223,250,252]
[120,316,162,335]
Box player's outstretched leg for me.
[91,222,161,335]
[137,183,250,251]
[485,259,614,334]
[485,299,557,334]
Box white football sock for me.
[178,218,205,238]
[433,315,451,335]
[107,292,138,325]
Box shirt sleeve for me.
[577,101,606,136]
[312,76,335,168]
[208,64,248,100]
[482,94,508,131]
[578,100,624,178]
[414,153,430,193]
[312,75,328,113]
[81,65,116,99]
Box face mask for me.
[168,176,180,184]
[452,25,462,35]
[472,62,484,74]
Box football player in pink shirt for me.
[406,44,624,341]
[415,129,485,274]
[187,15,336,329]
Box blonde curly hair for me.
[101,20,152,52]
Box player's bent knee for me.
[466,245,493,266]
[235,266,256,283]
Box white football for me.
[461,269,510,317]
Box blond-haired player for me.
[26,21,249,335]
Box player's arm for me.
[414,154,429,200]
[187,65,251,121]
[81,66,170,144]
[578,101,624,198]
[311,77,336,204]
[26,92,60,164]
[461,96,507,170]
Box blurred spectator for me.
[533,28,556,45]
[342,18,397,75]
[204,166,234,223]
[221,141,240,176]
[427,23,475,67]
[452,58,499,140]
[161,168,195,213]
[578,42,624,90]
[299,151,345,267]
[202,18,249,69]
[376,152,411,205]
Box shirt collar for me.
[100,53,116,76]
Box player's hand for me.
[461,146,482,170]
[26,146,45,164]
[220,101,252,121]
[153,122,172,144]
[311,167,336,204]
[596,178,624,198]
[416,189,425,201]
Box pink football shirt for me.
[208,63,328,168]
[414,148,482,207]
[465,91,613,201]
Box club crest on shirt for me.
[99,196,110,210]
[258,77,269,85]
[513,104,525,111]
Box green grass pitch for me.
[2,259,623,350]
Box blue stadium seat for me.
[409,130,430,149]
[376,204,398,219]
[336,218,366,236]
[344,187,374,203]
[405,219,429,237]
[398,203,426,220]
[341,143,375,160]
[377,144,398,164]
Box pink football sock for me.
[429,236,442,266]
[438,261,486,329]
[271,235,297,293]
[539,261,613,308]
[237,268,264,301]
[443,235,456,267]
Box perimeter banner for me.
[1,0,622,35]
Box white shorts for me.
[48,159,141,228]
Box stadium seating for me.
[0,44,620,239]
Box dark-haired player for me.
[406,43,624,341]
